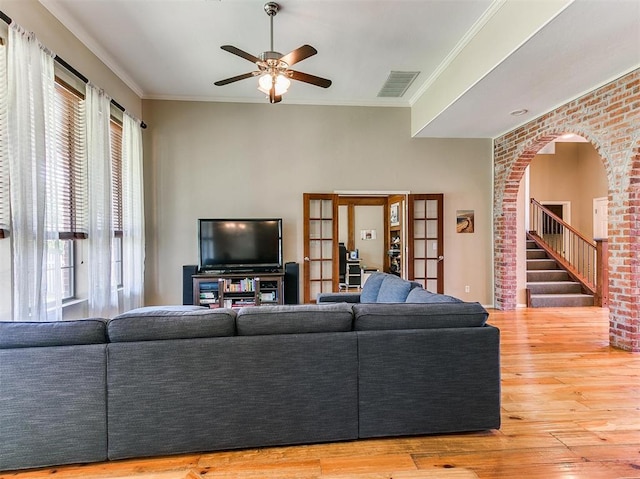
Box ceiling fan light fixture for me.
[214,2,331,102]
[258,73,290,96]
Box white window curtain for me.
[86,83,118,318]
[121,112,145,311]
[7,24,61,321]
[0,37,9,235]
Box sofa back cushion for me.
[0,319,107,349]
[236,303,353,336]
[360,272,386,303]
[405,288,462,303]
[353,302,489,330]
[108,306,236,342]
[376,274,414,303]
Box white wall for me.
[142,100,495,306]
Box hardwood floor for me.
[2,307,639,479]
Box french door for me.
[408,194,444,293]
[303,193,444,302]
[303,194,339,303]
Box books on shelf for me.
[195,272,283,308]
[222,298,255,308]
[200,282,219,291]
[223,278,255,292]
[233,299,256,307]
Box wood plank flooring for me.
[2,307,639,479]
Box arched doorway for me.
[520,136,608,307]
[491,66,640,352]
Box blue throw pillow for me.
[360,272,387,303]
[405,288,462,303]
[376,275,413,303]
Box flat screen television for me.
[198,218,283,272]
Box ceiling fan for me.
[214,2,332,104]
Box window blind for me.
[54,80,87,239]
[110,118,123,236]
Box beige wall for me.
[529,142,608,238]
[353,205,385,272]
[142,100,495,306]
[338,204,387,273]
[0,0,142,117]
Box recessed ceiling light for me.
[510,109,528,116]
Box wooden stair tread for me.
[530,293,593,298]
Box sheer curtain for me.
[7,24,61,322]
[0,37,9,235]
[86,83,118,318]
[121,112,145,311]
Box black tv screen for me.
[198,218,283,272]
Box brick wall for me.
[494,68,640,352]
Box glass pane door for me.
[303,194,338,302]
[408,194,444,293]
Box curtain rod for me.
[0,9,147,129]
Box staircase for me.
[526,239,594,307]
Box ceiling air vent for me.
[377,71,420,98]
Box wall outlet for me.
[465,285,470,293]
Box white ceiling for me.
[38,0,640,138]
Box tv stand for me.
[193,271,284,308]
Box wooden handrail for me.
[529,198,597,295]
[530,198,596,248]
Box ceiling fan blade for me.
[220,45,261,64]
[288,70,332,89]
[214,72,257,86]
[280,45,317,67]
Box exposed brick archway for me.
[493,69,640,351]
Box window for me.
[53,80,87,239]
[110,118,123,288]
[44,239,75,302]
[53,79,86,300]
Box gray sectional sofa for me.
[0,275,500,472]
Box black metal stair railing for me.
[529,198,597,294]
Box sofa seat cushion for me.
[375,274,413,303]
[353,302,489,330]
[406,288,463,303]
[236,303,354,336]
[0,319,107,349]
[108,306,236,342]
